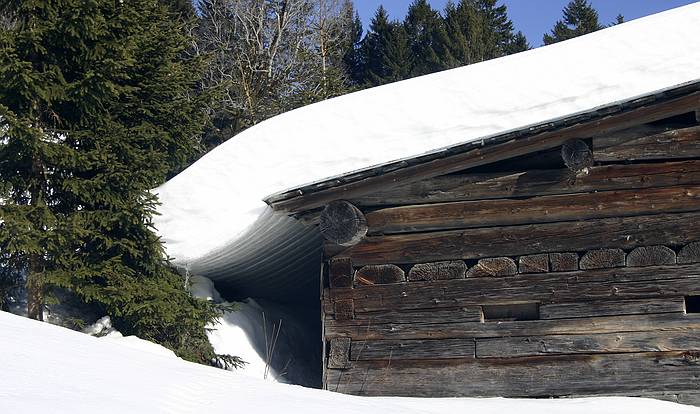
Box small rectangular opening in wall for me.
[482,303,539,322]
[685,296,700,314]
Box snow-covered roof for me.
[154,3,700,300]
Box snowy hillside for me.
[1,310,698,414]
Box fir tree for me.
[404,0,455,77]
[361,6,411,86]
[0,0,225,364]
[543,0,604,45]
[343,9,365,86]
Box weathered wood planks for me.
[364,185,700,235]
[326,264,700,314]
[593,125,700,161]
[539,297,685,319]
[337,212,700,266]
[325,311,700,341]
[326,351,700,397]
[351,338,476,361]
[350,160,700,207]
[476,330,700,358]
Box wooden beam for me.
[561,139,593,172]
[319,201,367,246]
[466,257,517,277]
[327,338,351,369]
[351,338,476,361]
[549,252,579,272]
[518,254,550,273]
[364,185,700,235]
[326,311,700,342]
[326,264,700,315]
[540,297,685,319]
[326,351,700,397]
[679,242,700,264]
[338,212,700,266]
[407,261,467,281]
[328,257,353,288]
[270,91,700,213]
[476,330,700,358]
[579,248,626,270]
[626,245,677,267]
[593,125,700,162]
[350,160,700,208]
[354,264,405,286]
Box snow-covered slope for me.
[154,4,700,295]
[1,310,698,414]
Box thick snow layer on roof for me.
[154,3,700,284]
[2,311,699,413]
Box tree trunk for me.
[26,253,43,321]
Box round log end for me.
[561,139,593,172]
[319,200,368,246]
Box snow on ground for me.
[154,3,700,270]
[1,311,698,414]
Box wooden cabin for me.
[265,82,700,404]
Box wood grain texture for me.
[334,299,354,321]
[679,242,700,264]
[476,330,700,358]
[354,264,405,286]
[351,338,476,361]
[325,311,700,341]
[466,257,517,277]
[579,249,626,270]
[549,253,579,272]
[519,254,550,274]
[539,297,686,319]
[319,201,367,246]
[350,160,700,207]
[331,306,483,327]
[626,245,677,267]
[364,185,700,235]
[561,139,593,172]
[326,264,700,315]
[593,125,700,161]
[329,257,353,288]
[407,261,467,281]
[326,351,700,397]
[327,338,351,368]
[337,212,700,266]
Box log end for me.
[319,201,368,246]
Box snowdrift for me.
[1,310,698,414]
[154,4,700,297]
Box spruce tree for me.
[361,6,411,86]
[343,9,365,86]
[404,0,455,77]
[543,0,604,45]
[0,0,224,363]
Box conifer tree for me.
[0,0,224,363]
[360,6,412,86]
[343,9,365,86]
[543,0,604,45]
[404,0,455,77]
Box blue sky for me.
[355,0,698,47]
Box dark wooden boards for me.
[326,264,700,315]
[539,297,685,319]
[268,90,700,213]
[476,330,700,358]
[351,338,476,361]
[364,185,700,235]
[326,351,700,397]
[326,311,700,341]
[349,160,700,207]
[337,212,700,266]
[593,125,700,161]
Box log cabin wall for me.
[320,110,700,405]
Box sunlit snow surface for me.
[1,311,698,414]
[154,3,700,274]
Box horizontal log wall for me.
[323,114,700,404]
